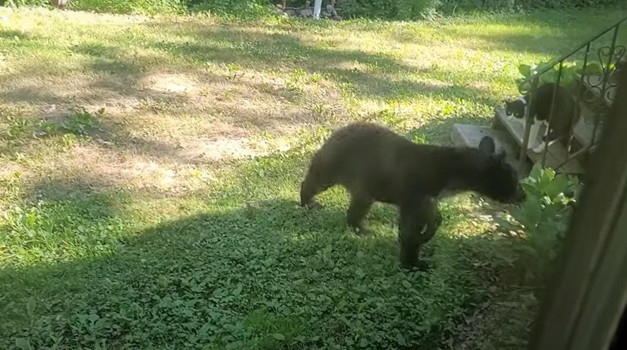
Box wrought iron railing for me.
[516,16,627,174]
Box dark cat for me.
[505,82,580,146]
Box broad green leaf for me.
[544,175,571,200]
[530,164,543,179]
[518,64,532,77]
[544,167,556,181]
[15,338,31,350]
[515,196,543,229]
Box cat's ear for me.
[478,135,496,155]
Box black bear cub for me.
[300,122,526,270]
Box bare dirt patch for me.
[140,72,201,95]
[0,9,347,196]
[24,145,207,196]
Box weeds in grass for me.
[61,107,103,136]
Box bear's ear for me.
[478,135,496,155]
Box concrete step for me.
[494,107,542,147]
[450,123,531,177]
[451,122,584,175]
[494,108,585,174]
[527,143,585,175]
[495,105,600,150]
[450,123,517,155]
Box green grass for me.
[0,5,625,349]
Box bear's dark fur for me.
[299,122,526,270]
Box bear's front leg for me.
[346,193,374,234]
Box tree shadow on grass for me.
[0,111,541,348]
[143,29,429,95]
[0,25,503,166]
[2,14,551,175]
[0,186,526,350]
[26,174,123,204]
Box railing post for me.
[542,62,564,167]
[518,77,539,173]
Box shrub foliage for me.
[6,0,623,18]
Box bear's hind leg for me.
[421,199,442,245]
[398,197,440,271]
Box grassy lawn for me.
[1,5,625,349]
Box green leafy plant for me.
[61,107,103,136]
[340,0,440,19]
[70,0,186,15]
[515,59,606,94]
[499,164,581,285]
[9,0,622,18]
[0,116,32,141]
[515,165,579,237]
[185,0,270,18]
